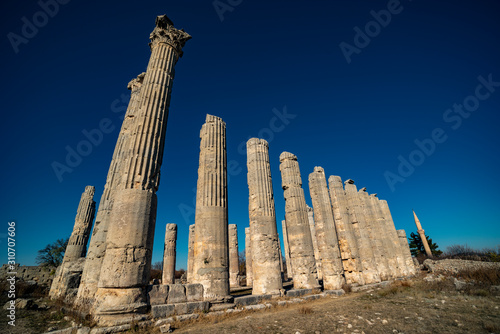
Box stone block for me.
[185,283,203,301]
[148,285,169,305]
[244,304,266,311]
[322,289,345,297]
[167,284,186,304]
[234,295,260,306]
[286,289,312,297]
[209,303,235,311]
[151,304,175,319]
[303,294,321,301]
[173,303,187,315]
[186,301,209,313]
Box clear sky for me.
[1,0,499,269]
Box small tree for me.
[36,238,69,267]
[408,232,442,257]
[238,251,246,276]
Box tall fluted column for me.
[247,138,283,295]
[413,210,432,258]
[328,176,364,285]
[93,15,191,321]
[229,224,239,287]
[49,186,96,299]
[279,152,319,289]
[344,180,380,284]
[308,167,345,290]
[281,219,293,279]
[378,199,410,276]
[187,224,195,283]
[66,186,96,261]
[245,227,253,287]
[76,73,145,306]
[162,224,177,284]
[368,194,404,278]
[307,206,323,281]
[355,187,391,281]
[397,229,417,275]
[192,115,230,301]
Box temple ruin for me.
[47,13,421,331]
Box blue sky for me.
[1,0,499,269]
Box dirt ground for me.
[174,278,500,334]
[1,274,499,334]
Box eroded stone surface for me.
[163,224,177,285]
[279,152,319,289]
[92,15,191,322]
[187,225,195,283]
[306,206,323,281]
[192,115,230,301]
[245,227,253,287]
[308,167,345,290]
[228,224,240,287]
[344,180,380,284]
[328,176,364,286]
[50,186,96,301]
[247,138,283,295]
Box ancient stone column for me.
[413,210,433,258]
[93,15,191,321]
[356,188,392,281]
[328,176,364,285]
[397,229,417,275]
[76,73,145,307]
[378,199,411,276]
[281,219,293,279]
[187,224,195,283]
[246,138,283,295]
[229,224,239,288]
[279,152,319,289]
[162,224,177,284]
[344,180,381,284]
[367,194,405,278]
[65,186,96,261]
[49,186,96,299]
[245,227,253,287]
[308,167,345,290]
[192,115,230,301]
[306,206,323,281]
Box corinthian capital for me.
[149,14,191,56]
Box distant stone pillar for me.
[49,186,96,299]
[76,73,145,307]
[93,15,191,321]
[66,186,96,261]
[246,138,283,295]
[229,224,239,288]
[245,227,253,287]
[187,224,195,283]
[397,229,417,275]
[328,176,364,286]
[356,188,392,281]
[279,152,319,290]
[281,219,293,279]
[306,206,323,281]
[344,180,381,284]
[413,210,433,258]
[308,167,345,290]
[192,115,230,301]
[162,224,177,285]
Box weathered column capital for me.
[149,15,191,56]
